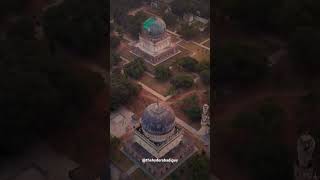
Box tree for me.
[163,13,178,28]
[180,95,201,121]
[155,65,171,81]
[124,12,148,39]
[189,153,209,180]
[111,73,140,111]
[124,58,145,79]
[200,69,210,85]
[170,0,195,17]
[179,23,198,40]
[110,35,120,49]
[177,57,199,72]
[110,52,121,67]
[170,74,194,89]
[110,136,121,149]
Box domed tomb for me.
[142,17,166,38]
[141,103,176,142]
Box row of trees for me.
[110,72,141,111]
[177,57,210,85]
[171,0,210,18]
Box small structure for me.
[198,104,210,136]
[294,133,319,180]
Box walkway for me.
[137,81,172,102]
[200,38,210,45]
[192,41,210,51]
[125,164,138,176]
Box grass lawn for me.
[111,148,134,172]
[140,73,172,96]
[130,168,151,180]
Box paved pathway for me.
[192,41,210,51]
[137,81,172,102]
[166,29,181,37]
[200,38,210,45]
[125,165,138,176]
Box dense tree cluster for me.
[123,12,148,39]
[110,52,121,67]
[111,73,140,111]
[163,13,178,28]
[43,0,107,55]
[110,35,121,50]
[124,58,146,79]
[170,0,210,18]
[180,95,201,121]
[188,153,209,179]
[178,23,198,40]
[170,74,194,89]
[177,57,199,72]
[110,0,144,23]
[155,65,171,81]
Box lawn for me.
[140,73,172,96]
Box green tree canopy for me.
[111,73,140,111]
[180,94,201,121]
[170,74,194,89]
[124,58,145,79]
[155,65,171,81]
[177,57,199,72]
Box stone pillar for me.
[294,132,319,180]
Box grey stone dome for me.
[142,17,166,37]
[141,103,175,135]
